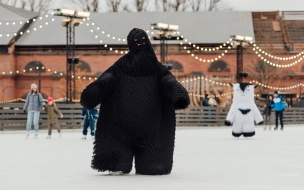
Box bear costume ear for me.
[230,83,233,87]
[254,85,258,89]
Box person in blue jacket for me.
[81,107,98,140]
[271,91,286,130]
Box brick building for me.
[0,3,304,105]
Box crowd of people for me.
[23,83,98,139]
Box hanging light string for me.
[0,14,55,38]
[252,44,304,60]
[0,13,51,27]
[253,47,304,68]
[86,20,129,55]
[87,17,127,43]
[179,76,231,87]
[250,80,303,90]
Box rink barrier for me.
[1,104,304,130]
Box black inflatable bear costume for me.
[81,28,190,175]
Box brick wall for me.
[0,51,303,101]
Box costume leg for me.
[92,128,134,174]
[82,120,89,136]
[232,123,243,137]
[242,122,255,137]
[135,127,175,175]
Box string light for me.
[253,44,304,60]
[180,76,231,87]
[250,80,303,90]
[253,47,304,68]
[0,16,54,38]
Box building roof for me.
[16,11,255,46]
[0,3,38,45]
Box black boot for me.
[281,127,284,131]
[274,126,278,130]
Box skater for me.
[81,107,98,140]
[23,83,45,139]
[225,83,263,138]
[263,94,273,130]
[208,95,217,107]
[44,97,63,139]
[271,91,286,130]
[81,28,189,175]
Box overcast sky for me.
[47,0,304,12]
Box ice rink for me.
[1,125,304,190]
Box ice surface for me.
[1,126,304,190]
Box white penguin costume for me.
[225,83,263,137]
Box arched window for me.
[24,61,46,72]
[208,60,230,72]
[75,60,91,72]
[166,60,184,71]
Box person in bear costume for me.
[225,83,263,137]
[80,28,190,175]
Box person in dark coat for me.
[263,94,273,130]
[81,28,190,175]
[44,97,63,139]
[81,107,98,140]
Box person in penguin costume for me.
[80,28,190,175]
[225,83,263,137]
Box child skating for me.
[44,97,63,139]
[81,107,98,140]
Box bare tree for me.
[155,0,170,12]
[187,0,202,11]
[71,0,99,12]
[188,0,231,11]
[106,0,122,12]
[134,0,148,12]
[170,0,188,11]
[0,0,51,13]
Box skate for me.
[274,126,278,130]
[34,133,38,139]
[92,136,95,141]
[26,133,29,139]
[46,135,51,139]
[81,135,86,140]
[59,132,62,138]
[281,127,284,131]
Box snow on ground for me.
[0,126,304,190]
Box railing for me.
[176,106,304,126]
[1,104,303,130]
[0,103,83,130]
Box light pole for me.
[150,23,182,70]
[54,9,90,103]
[231,35,253,83]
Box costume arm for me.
[81,67,118,110]
[225,104,235,126]
[159,65,190,110]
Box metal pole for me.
[38,61,41,93]
[236,45,243,83]
[66,23,69,103]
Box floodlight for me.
[168,24,179,30]
[157,23,169,29]
[72,19,83,26]
[76,11,90,18]
[60,9,75,16]
[235,35,245,41]
[61,18,71,27]
[244,36,253,41]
